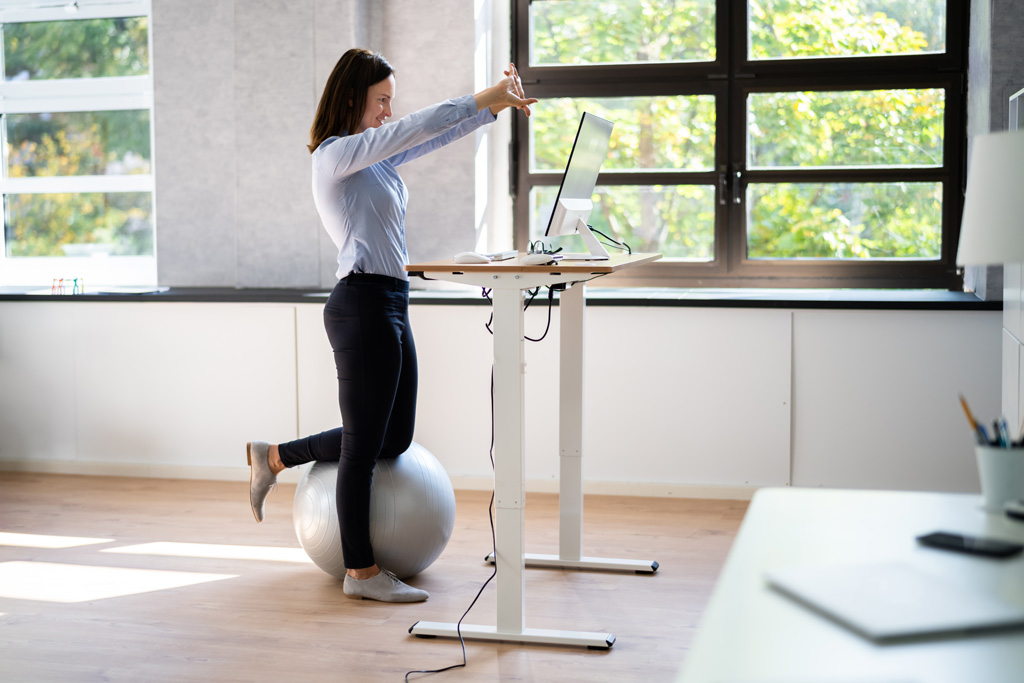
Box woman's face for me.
[356,75,395,134]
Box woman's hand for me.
[476,63,538,117]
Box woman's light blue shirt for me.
[312,94,495,280]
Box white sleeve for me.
[313,95,478,179]
[387,108,497,168]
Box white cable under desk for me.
[405,252,660,649]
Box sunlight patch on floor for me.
[103,541,312,563]
[0,532,113,548]
[0,561,236,602]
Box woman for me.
[246,49,537,603]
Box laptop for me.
[765,560,1024,642]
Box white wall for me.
[0,300,1001,499]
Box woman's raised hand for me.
[500,63,537,116]
[476,63,538,116]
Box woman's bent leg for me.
[277,428,343,468]
[379,309,417,460]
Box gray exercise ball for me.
[292,442,456,580]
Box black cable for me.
[482,287,494,335]
[404,370,499,682]
[588,225,629,252]
[523,287,541,310]
[525,287,555,342]
[529,240,562,255]
[481,285,555,342]
[587,225,631,254]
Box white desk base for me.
[484,551,658,573]
[480,280,657,576]
[409,621,615,649]
[404,256,660,650]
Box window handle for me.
[718,166,728,206]
[732,168,744,205]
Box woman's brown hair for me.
[308,49,395,153]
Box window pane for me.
[749,0,946,60]
[531,0,715,66]
[531,184,715,260]
[7,110,152,177]
[748,89,944,168]
[5,192,153,257]
[532,96,716,173]
[746,182,941,259]
[4,17,149,80]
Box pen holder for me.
[975,445,1024,512]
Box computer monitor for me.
[544,112,614,260]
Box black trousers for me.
[278,273,417,570]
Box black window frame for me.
[511,0,970,289]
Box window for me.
[0,1,154,288]
[513,0,967,288]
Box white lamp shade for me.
[957,129,1024,265]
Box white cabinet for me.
[0,300,1002,496]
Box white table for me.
[679,487,1024,683]
[405,252,660,649]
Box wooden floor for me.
[0,473,747,682]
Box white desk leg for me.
[558,282,586,563]
[484,283,658,575]
[490,286,526,634]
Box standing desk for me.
[405,252,660,648]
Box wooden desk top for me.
[406,252,661,275]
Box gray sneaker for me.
[343,569,429,602]
[247,441,277,523]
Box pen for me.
[998,417,1012,448]
[959,394,979,430]
[959,394,989,445]
[977,423,992,446]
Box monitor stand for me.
[557,218,610,261]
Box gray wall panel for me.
[234,0,321,288]
[152,0,237,287]
[966,0,1024,300]
[385,0,478,266]
[990,0,1024,132]
[151,0,484,288]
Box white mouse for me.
[521,253,556,265]
[454,251,491,264]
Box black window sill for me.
[0,285,998,310]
